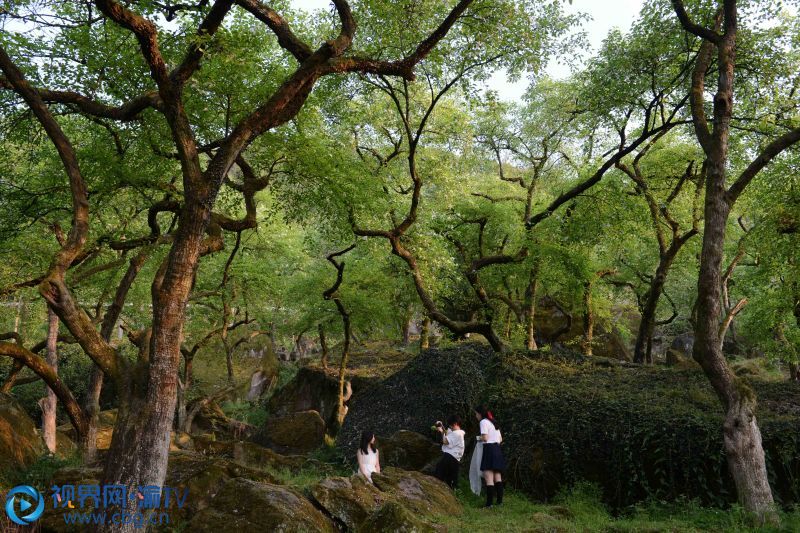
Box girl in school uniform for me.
[475,405,506,507]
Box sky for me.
[289,0,645,102]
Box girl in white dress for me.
[357,431,381,483]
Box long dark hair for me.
[475,405,500,431]
[359,430,377,455]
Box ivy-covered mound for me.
[339,344,800,509]
[337,345,497,454]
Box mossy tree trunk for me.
[420,317,431,351]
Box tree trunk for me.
[693,144,777,524]
[13,296,22,333]
[582,284,595,356]
[175,353,193,431]
[334,301,350,435]
[318,323,329,369]
[42,306,59,454]
[420,317,430,351]
[525,271,538,351]
[99,207,209,532]
[224,338,234,383]
[86,247,149,461]
[83,369,103,461]
[401,311,412,345]
[634,253,676,364]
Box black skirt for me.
[480,442,506,472]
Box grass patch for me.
[0,452,82,491]
[438,480,800,532]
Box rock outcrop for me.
[378,430,441,472]
[187,477,336,532]
[0,392,45,473]
[262,409,326,454]
[310,469,460,531]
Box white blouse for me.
[479,418,502,444]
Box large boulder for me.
[0,392,45,473]
[359,500,437,533]
[39,466,103,532]
[246,345,280,401]
[378,430,440,472]
[165,450,278,518]
[339,345,494,456]
[534,300,634,360]
[37,449,283,532]
[670,333,694,356]
[371,468,462,518]
[262,409,326,454]
[231,441,322,473]
[187,477,336,532]
[188,400,255,440]
[310,470,460,531]
[267,366,344,429]
[57,408,116,451]
[309,475,388,529]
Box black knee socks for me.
[496,481,504,505]
[485,484,495,507]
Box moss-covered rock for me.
[36,466,102,532]
[165,450,278,518]
[378,430,440,472]
[268,366,341,426]
[192,433,236,456]
[371,468,461,518]
[55,429,77,458]
[231,441,319,473]
[358,500,437,533]
[263,409,326,454]
[57,408,117,451]
[187,477,335,532]
[0,392,45,473]
[309,474,388,529]
[188,400,255,440]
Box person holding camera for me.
[433,415,465,489]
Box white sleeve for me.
[479,419,491,435]
[451,430,464,449]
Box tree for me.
[0,1,476,529]
[670,0,800,522]
[616,139,703,363]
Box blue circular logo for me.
[5,485,45,526]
